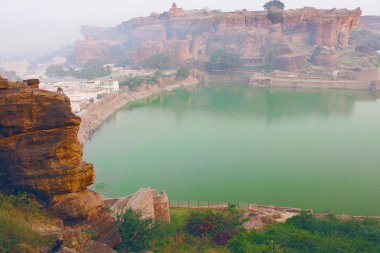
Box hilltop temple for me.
[169,2,183,14]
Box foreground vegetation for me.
[116,208,380,253]
[1,193,379,252]
[0,192,53,252]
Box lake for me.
[84,83,380,215]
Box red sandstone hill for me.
[71,5,361,69]
[0,77,121,251]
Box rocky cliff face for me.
[71,6,361,67]
[0,77,121,248]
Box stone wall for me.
[107,188,171,223]
[153,190,171,222]
[250,75,376,90]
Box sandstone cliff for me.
[0,77,121,249]
[71,6,361,67]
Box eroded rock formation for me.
[0,77,121,248]
[71,5,361,67]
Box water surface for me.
[84,84,380,215]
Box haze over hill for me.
[1,0,379,57]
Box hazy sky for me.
[1,0,378,56]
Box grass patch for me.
[0,192,54,252]
[169,208,191,231]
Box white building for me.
[80,80,101,89]
[101,79,119,93]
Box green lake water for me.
[84,84,380,215]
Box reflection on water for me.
[126,84,379,121]
[85,84,380,215]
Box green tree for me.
[265,50,276,71]
[263,0,285,11]
[264,0,285,24]
[75,59,111,79]
[143,54,174,70]
[176,67,190,79]
[310,45,322,63]
[207,49,243,72]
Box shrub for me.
[228,211,380,253]
[176,67,190,79]
[207,49,243,72]
[185,210,242,246]
[119,75,157,88]
[115,209,170,252]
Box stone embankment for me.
[77,78,199,144]
[250,71,380,90]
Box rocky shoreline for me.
[77,78,200,144]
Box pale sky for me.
[0,0,378,56]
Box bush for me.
[176,67,190,79]
[207,49,243,72]
[115,209,170,252]
[228,211,380,253]
[185,210,242,246]
[119,75,157,88]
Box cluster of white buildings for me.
[40,77,119,114]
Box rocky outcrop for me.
[71,5,361,67]
[274,54,306,71]
[0,77,121,248]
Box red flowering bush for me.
[185,210,242,246]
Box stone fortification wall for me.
[153,190,171,222]
[106,188,171,222]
